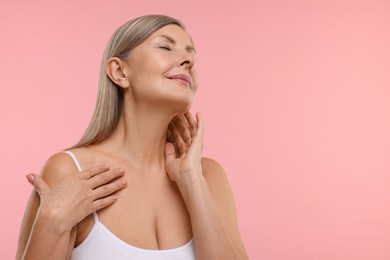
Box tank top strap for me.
[64,151,100,222]
[64,151,82,172]
[92,211,100,222]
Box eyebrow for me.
[156,34,197,54]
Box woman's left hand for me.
[165,111,204,184]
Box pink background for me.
[1,0,389,259]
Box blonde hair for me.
[71,15,184,148]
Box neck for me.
[99,101,176,174]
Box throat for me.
[99,114,170,172]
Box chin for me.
[172,97,193,113]
[161,94,193,114]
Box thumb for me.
[164,142,176,165]
[26,174,49,197]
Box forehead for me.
[148,24,194,46]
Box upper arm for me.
[16,152,79,260]
[201,157,248,256]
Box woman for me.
[16,15,248,259]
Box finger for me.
[170,125,188,155]
[171,116,192,141]
[169,122,192,148]
[79,164,110,180]
[183,111,197,137]
[90,195,118,212]
[170,124,192,143]
[88,168,125,189]
[187,112,205,158]
[26,174,50,197]
[171,113,188,126]
[164,142,177,165]
[166,126,181,157]
[166,129,174,143]
[93,178,127,200]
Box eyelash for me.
[159,46,172,51]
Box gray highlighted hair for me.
[71,15,184,148]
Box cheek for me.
[130,61,160,85]
[128,51,181,91]
[143,58,172,81]
[191,70,199,90]
[129,60,170,94]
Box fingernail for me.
[26,174,35,184]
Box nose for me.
[177,51,194,70]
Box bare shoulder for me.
[200,157,236,208]
[40,152,79,187]
[15,152,79,259]
[200,157,248,257]
[201,156,225,171]
[201,157,231,187]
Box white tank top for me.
[64,151,196,260]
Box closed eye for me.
[159,46,171,51]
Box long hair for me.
[70,15,184,148]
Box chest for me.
[75,169,192,250]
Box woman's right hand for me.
[26,165,127,233]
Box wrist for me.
[36,205,72,234]
[176,172,206,201]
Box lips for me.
[167,74,192,87]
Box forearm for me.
[21,209,72,260]
[178,175,248,260]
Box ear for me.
[106,57,130,89]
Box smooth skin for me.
[17,165,128,259]
[16,24,248,260]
